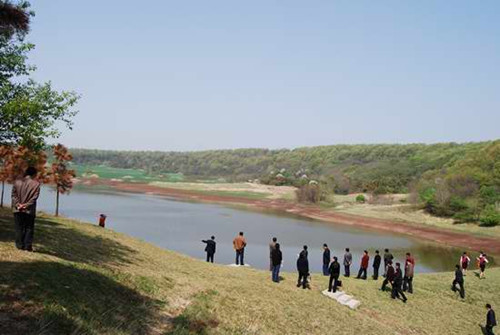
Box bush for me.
[449,196,469,212]
[355,194,366,203]
[296,183,326,203]
[479,205,500,227]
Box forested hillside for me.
[71,141,495,193]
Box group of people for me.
[326,247,414,303]
[7,167,496,335]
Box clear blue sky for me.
[29,1,500,151]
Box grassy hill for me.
[0,208,498,335]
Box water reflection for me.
[3,185,487,273]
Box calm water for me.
[4,185,466,273]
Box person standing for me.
[383,248,394,277]
[478,252,489,279]
[391,262,407,303]
[296,252,309,289]
[98,214,107,228]
[372,250,381,280]
[11,167,41,252]
[269,237,277,271]
[271,243,282,283]
[343,248,352,277]
[322,244,331,276]
[451,264,465,299]
[403,252,415,293]
[381,261,395,291]
[356,250,369,280]
[460,251,471,276]
[233,232,247,265]
[328,256,341,292]
[485,304,497,335]
[202,236,216,263]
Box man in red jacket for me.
[356,250,369,280]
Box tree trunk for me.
[55,189,60,216]
[0,181,4,208]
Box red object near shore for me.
[99,214,107,228]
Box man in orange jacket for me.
[233,232,247,265]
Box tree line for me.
[70,141,500,225]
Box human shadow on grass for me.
[0,213,138,266]
[0,261,166,335]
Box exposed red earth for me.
[82,179,500,256]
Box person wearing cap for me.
[322,243,331,276]
[202,236,216,263]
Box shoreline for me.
[79,179,500,256]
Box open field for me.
[73,164,185,183]
[0,208,499,335]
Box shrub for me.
[355,194,366,203]
[296,184,323,203]
[449,196,469,213]
[479,205,500,227]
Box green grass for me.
[0,207,499,335]
[73,164,185,183]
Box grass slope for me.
[0,208,498,335]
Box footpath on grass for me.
[92,179,500,256]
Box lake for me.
[3,185,465,273]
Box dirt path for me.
[89,180,500,256]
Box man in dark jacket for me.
[372,250,381,280]
[391,262,407,303]
[328,256,341,292]
[202,236,216,263]
[356,250,369,280]
[269,237,277,271]
[296,252,309,289]
[271,243,283,283]
[322,243,331,276]
[343,248,352,277]
[381,261,395,291]
[485,304,497,335]
[11,167,41,252]
[451,264,465,299]
[383,248,394,277]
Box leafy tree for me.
[0,1,79,151]
[49,144,75,216]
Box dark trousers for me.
[206,252,214,263]
[328,275,339,292]
[392,284,407,301]
[14,213,35,250]
[485,325,495,335]
[403,276,413,293]
[357,267,367,279]
[297,272,308,289]
[235,249,244,265]
[344,265,350,277]
[381,278,391,291]
[383,261,388,276]
[322,264,329,276]
[373,266,380,280]
[452,280,465,298]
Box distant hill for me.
[70,141,497,194]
